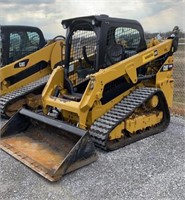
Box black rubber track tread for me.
[89,87,170,151]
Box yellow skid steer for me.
[0,25,65,118]
[0,15,179,181]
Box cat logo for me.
[161,64,173,72]
[14,59,29,68]
[19,61,26,67]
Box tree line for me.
[144,31,185,40]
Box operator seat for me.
[105,43,126,67]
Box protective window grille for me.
[69,29,96,86]
[114,27,141,57]
[9,31,40,63]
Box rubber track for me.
[89,87,170,150]
[0,75,49,118]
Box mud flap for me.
[0,108,97,182]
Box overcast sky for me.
[0,0,184,39]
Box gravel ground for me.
[0,116,185,200]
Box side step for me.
[0,108,97,181]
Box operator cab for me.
[61,15,147,98]
[0,25,46,67]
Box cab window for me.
[115,27,141,57]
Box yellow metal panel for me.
[0,40,63,95]
[156,56,174,107]
[125,112,163,134]
[142,51,155,63]
[109,122,124,140]
[125,62,137,83]
[0,68,51,96]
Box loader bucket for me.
[0,108,97,182]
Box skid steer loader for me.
[0,15,179,181]
[0,25,65,118]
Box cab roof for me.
[62,15,141,29]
